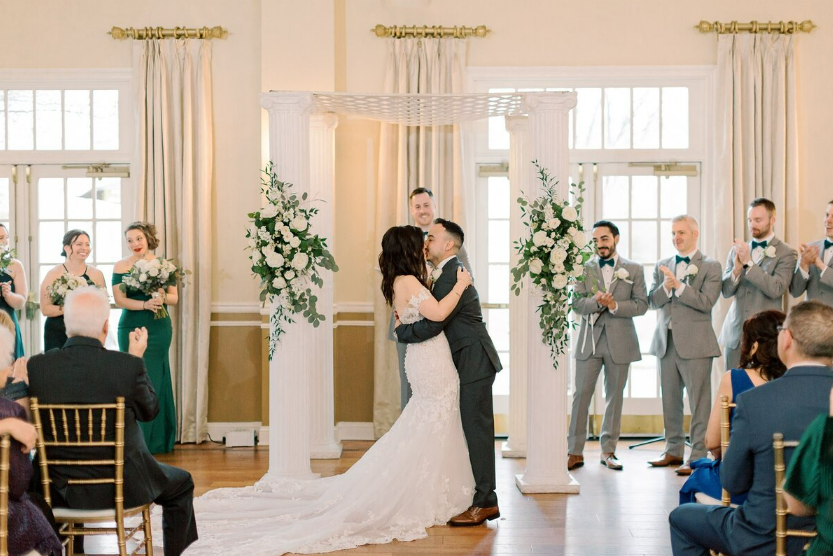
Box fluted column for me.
[308,113,341,459]
[260,92,318,480]
[502,115,529,459]
[515,93,580,494]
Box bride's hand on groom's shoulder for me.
[456,268,473,288]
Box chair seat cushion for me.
[53,504,150,520]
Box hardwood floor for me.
[88,439,687,555]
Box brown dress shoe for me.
[449,505,500,526]
[675,461,693,476]
[648,452,684,467]
[600,453,623,470]
[567,454,584,471]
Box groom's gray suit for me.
[789,238,833,306]
[395,255,501,508]
[568,255,648,456]
[648,251,722,461]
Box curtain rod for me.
[695,20,816,34]
[371,24,490,39]
[108,26,228,40]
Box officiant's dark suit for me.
[28,336,198,556]
[395,255,502,509]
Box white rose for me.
[550,247,568,264]
[272,277,286,289]
[289,236,301,249]
[284,270,296,280]
[571,264,585,277]
[551,261,565,273]
[265,253,285,268]
[529,258,544,275]
[552,274,569,289]
[562,206,578,222]
[148,268,159,277]
[251,249,262,262]
[262,244,275,257]
[139,274,148,282]
[291,216,308,232]
[258,227,271,241]
[558,238,570,248]
[764,246,777,258]
[567,227,577,236]
[571,230,588,248]
[548,218,561,229]
[260,204,279,219]
[532,230,549,247]
[615,268,630,281]
[292,252,310,270]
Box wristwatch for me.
[743,259,753,268]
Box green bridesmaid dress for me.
[0,273,24,359]
[112,271,176,454]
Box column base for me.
[310,441,343,459]
[515,472,580,494]
[259,470,320,484]
[501,440,527,458]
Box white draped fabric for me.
[133,39,214,443]
[705,33,798,383]
[372,37,473,436]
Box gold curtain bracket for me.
[372,24,490,39]
[109,26,228,40]
[695,20,816,34]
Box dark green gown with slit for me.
[43,265,96,351]
[0,272,24,359]
[112,271,175,454]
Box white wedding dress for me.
[176,289,475,555]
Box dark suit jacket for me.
[27,336,170,509]
[394,257,502,385]
[718,365,832,554]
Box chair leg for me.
[67,523,75,556]
[143,507,154,556]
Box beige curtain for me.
[704,33,798,386]
[134,39,214,443]
[372,37,473,436]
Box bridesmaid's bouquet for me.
[0,245,16,276]
[47,273,90,306]
[119,257,184,319]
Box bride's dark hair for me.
[379,225,428,306]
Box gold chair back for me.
[773,432,817,556]
[719,395,736,506]
[0,434,9,556]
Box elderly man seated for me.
[27,286,198,556]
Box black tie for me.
[675,255,690,265]
[599,258,614,268]
[751,240,768,250]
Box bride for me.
[179,225,475,555]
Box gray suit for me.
[568,256,648,455]
[388,244,471,410]
[789,238,833,306]
[648,251,721,460]
[718,237,796,369]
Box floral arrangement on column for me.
[511,161,594,361]
[247,163,339,359]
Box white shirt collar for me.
[677,249,698,259]
[437,255,457,270]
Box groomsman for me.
[790,200,833,306]
[388,188,472,410]
[718,198,796,370]
[568,221,648,471]
[647,215,721,475]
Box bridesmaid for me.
[40,230,106,351]
[112,221,178,454]
[0,224,26,358]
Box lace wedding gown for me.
[176,289,475,555]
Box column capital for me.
[521,92,577,114]
[505,114,529,133]
[261,91,315,113]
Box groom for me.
[395,218,502,526]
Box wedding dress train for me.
[174,289,474,555]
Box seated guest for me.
[0,397,62,556]
[27,286,198,556]
[782,385,833,556]
[669,300,833,556]
[0,323,29,415]
[679,310,787,505]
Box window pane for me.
[0,91,5,150]
[68,221,92,237]
[602,175,629,219]
[604,88,630,149]
[487,264,509,304]
[487,176,509,219]
[97,264,114,292]
[635,312,656,357]
[631,176,658,219]
[633,87,659,149]
[488,220,510,263]
[38,178,65,219]
[39,221,66,264]
[660,176,687,217]
[660,219,676,260]
[36,90,62,150]
[662,87,689,149]
[0,178,8,220]
[488,116,509,150]
[95,221,122,262]
[65,90,91,150]
[67,178,94,219]
[493,352,510,395]
[629,357,658,398]
[487,308,510,351]
[574,88,601,149]
[93,90,119,150]
[8,90,34,150]
[631,220,657,264]
[94,178,122,219]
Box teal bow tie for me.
[599,258,615,268]
[676,255,691,265]
[751,240,768,249]
[423,231,428,239]
[825,239,833,250]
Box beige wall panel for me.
[208,325,263,422]
[334,325,375,422]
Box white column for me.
[502,115,529,459]
[308,113,341,459]
[260,92,318,480]
[515,93,580,494]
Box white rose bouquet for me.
[247,163,339,359]
[0,245,16,276]
[47,273,90,306]
[511,161,594,361]
[119,257,184,319]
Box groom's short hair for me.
[434,218,464,249]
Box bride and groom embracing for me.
[180,219,502,555]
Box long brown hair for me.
[739,310,787,381]
[378,225,428,306]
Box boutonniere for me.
[429,268,442,284]
[682,264,698,284]
[764,245,777,258]
[613,267,633,284]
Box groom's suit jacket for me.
[648,251,722,359]
[789,238,833,306]
[573,256,648,364]
[718,237,796,350]
[394,256,501,385]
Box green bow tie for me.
[825,239,833,250]
[751,240,768,250]
[676,255,690,265]
[599,258,615,268]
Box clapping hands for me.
[659,265,681,290]
[594,291,616,310]
[799,243,820,271]
[733,239,752,265]
[128,327,149,357]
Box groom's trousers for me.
[460,374,498,508]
